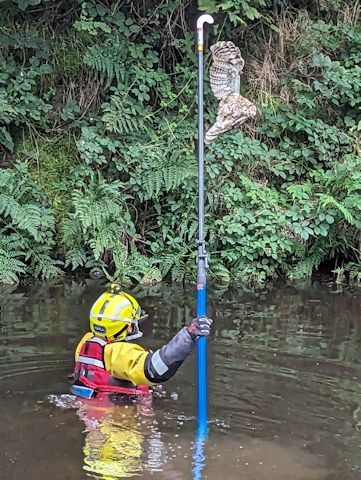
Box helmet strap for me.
[125,330,143,341]
[113,324,129,341]
[125,321,143,341]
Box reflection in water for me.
[50,393,165,479]
[1,278,361,479]
[192,434,207,480]
[80,396,151,479]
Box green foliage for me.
[0,58,53,151]
[333,262,361,285]
[287,243,327,280]
[0,235,26,285]
[122,140,197,201]
[0,163,62,284]
[199,0,267,25]
[101,95,147,135]
[61,170,137,279]
[16,136,75,222]
[15,0,42,11]
[76,126,120,165]
[0,0,360,285]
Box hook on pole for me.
[196,14,214,50]
[196,14,214,29]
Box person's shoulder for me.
[81,332,94,342]
[75,332,93,348]
[105,341,147,352]
[74,332,94,359]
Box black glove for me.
[187,316,213,340]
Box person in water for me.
[72,283,212,397]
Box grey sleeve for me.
[144,327,195,383]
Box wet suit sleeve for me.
[144,327,195,384]
[104,327,196,385]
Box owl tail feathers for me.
[205,121,228,144]
[205,102,258,144]
[205,116,249,144]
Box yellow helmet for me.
[89,284,147,342]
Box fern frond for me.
[20,204,52,241]
[28,250,63,280]
[344,262,361,283]
[171,259,186,283]
[287,243,326,279]
[0,234,26,285]
[186,220,198,242]
[61,217,84,246]
[0,194,22,220]
[156,254,176,278]
[0,170,13,188]
[101,95,145,135]
[103,249,153,284]
[317,194,355,224]
[72,192,122,230]
[64,248,88,270]
[163,163,192,192]
[141,170,163,200]
[209,262,231,283]
[84,42,126,88]
[136,147,196,200]
[0,255,25,285]
[88,224,124,260]
[140,267,162,285]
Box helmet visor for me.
[138,310,149,324]
[125,320,143,341]
[125,310,148,341]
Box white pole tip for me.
[197,14,214,29]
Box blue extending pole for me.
[195,13,214,438]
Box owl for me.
[205,41,257,144]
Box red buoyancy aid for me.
[74,336,150,397]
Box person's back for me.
[72,283,212,398]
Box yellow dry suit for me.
[73,326,197,396]
[74,333,152,392]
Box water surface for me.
[1,279,361,479]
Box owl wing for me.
[205,95,258,144]
[209,41,245,100]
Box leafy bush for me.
[0,0,359,285]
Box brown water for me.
[1,279,361,480]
